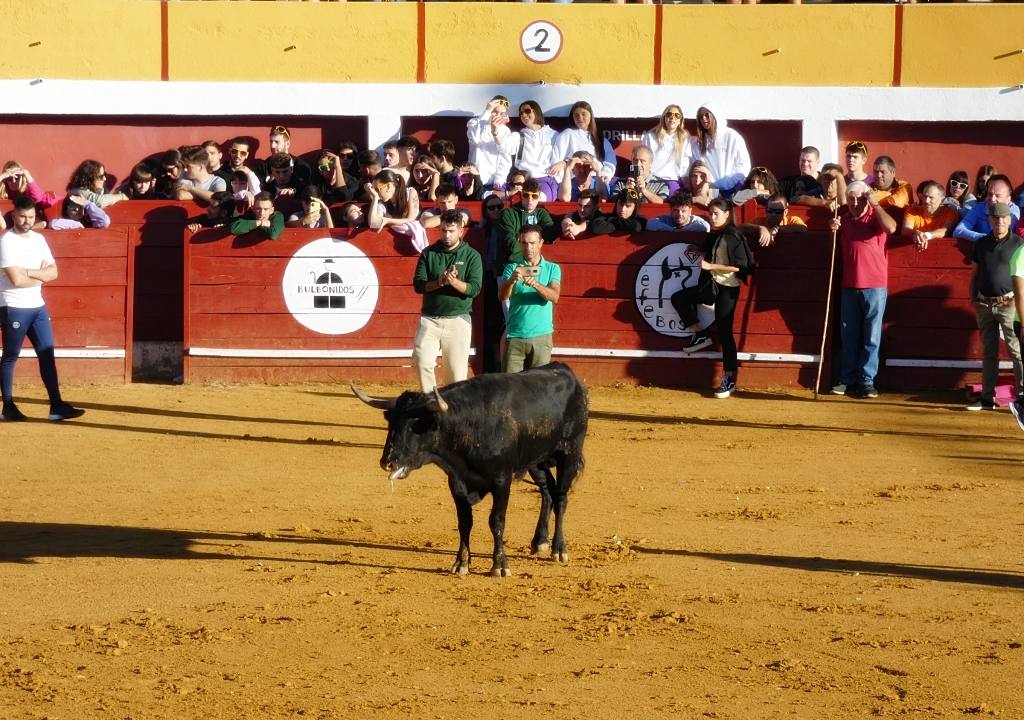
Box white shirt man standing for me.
[0,197,84,421]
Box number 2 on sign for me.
[520,21,562,65]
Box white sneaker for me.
[1010,400,1024,432]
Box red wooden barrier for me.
[0,225,134,384]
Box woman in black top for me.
[671,196,755,399]
[589,189,646,234]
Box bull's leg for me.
[550,450,583,565]
[488,477,513,577]
[527,463,554,555]
[450,488,473,576]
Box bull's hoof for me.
[531,542,550,555]
[490,565,513,577]
[552,550,570,564]
[450,561,470,576]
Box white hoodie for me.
[689,102,751,193]
[467,108,513,187]
[507,125,558,180]
[553,127,617,181]
[641,128,693,182]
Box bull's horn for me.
[432,386,449,413]
[351,384,397,410]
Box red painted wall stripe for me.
[416,1,426,84]
[653,4,663,86]
[892,4,904,87]
[160,0,169,82]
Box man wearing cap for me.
[954,174,1020,242]
[829,181,897,399]
[966,201,1023,411]
[497,179,557,268]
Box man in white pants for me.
[411,210,483,392]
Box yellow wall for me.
[0,0,161,81]
[0,1,1021,88]
[901,5,1024,88]
[424,5,654,85]
[167,3,418,83]
[661,6,894,87]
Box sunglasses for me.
[752,166,768,174]
[495,98,510,108]
[270,125,291,138]
[766,207,785,215]
[664,111,682,119]
[949,180,968,190]
[230,149,249,157]
[485,204,504,212]
[339,153,354,161]
[846,140,868,154]
[318,163,332,172]
[521,191,540,199]
[519,107,533,115]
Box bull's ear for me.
[351,384,397,410]
[427,386,449,414]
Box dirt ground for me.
[1,379,1022,720]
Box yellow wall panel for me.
[0,0,161,81]
[661,7,894,87]
[424,5,655,85]
[901,6,1024,88]
[167,3,418,83]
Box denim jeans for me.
[840,288,887,386]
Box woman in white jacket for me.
[641,104,692,192]
[690,103,751,196]
[507,100,559,203]
[466,95,514,189]
[548,101,617,183]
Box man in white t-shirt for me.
[0,197,85,422]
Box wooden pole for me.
[814,206,840,399]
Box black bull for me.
[353,362,588,577]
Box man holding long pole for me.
[828,181,897,400]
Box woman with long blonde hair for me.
[641,105,691,191]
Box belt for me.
[976,292,1014,307]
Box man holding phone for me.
[611,145,668,204]
[411,210,482,392]
[499,225,561,373]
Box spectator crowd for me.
[1,97,1023,421]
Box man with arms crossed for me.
[412,209,482,392]
[500,225,561,373]
[0,197,84,421]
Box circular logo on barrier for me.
[282,238,379,335]
[520,21,562,65]
[635,242,705,338]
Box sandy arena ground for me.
[1,380,1022,719]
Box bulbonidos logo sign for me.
[281,238,379,335]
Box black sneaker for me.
[714,374,736,399]
[966,399,996,412]
[857,384,879,399]
[683,332,711,354]
[830,383,848,395]
[1010,400,1024,432]
[1,401,27,421]
[48,403,85,421]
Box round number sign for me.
[520,21,562,65]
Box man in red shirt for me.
[829,181,898,399]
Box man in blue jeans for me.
[829,181,898,399]
[1,197,85,422]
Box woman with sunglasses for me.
[466,95,514,191]
[690,104,751,197]
[589,189,646,235]
[365,169,419,232]
[508,100,559,203]
[548,101,617,183]
[641,105,692,192]
[66,160,126,209]
[943,170,976,218]
[671,197,755,399]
